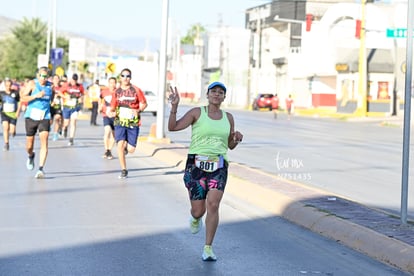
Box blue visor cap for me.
[208,81,226,93]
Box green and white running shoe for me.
[202,245,217,261]
[189,217,202,234]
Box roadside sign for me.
[55,66,65,76]
[386,28,410,38]
[51,48,64,66]
[106,62,116,73]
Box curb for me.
[138,138,414,274]
[224,174,414,275]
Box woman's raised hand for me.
[168,86,180,105]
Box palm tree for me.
[0,17,69,80]
[10,18,47,77]
[181,23,206,45]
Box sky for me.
[0,0,270,40]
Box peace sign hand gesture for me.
[168,86,180,106]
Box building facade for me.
[245,0,410,115]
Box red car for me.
[271,95,279,110]
[252,93,274,111]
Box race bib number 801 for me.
[194,155,224,172]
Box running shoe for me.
[190,217,202,234]
[202,245,217,262]
[34,169,45,179]
[68,138,74,146]
[106,150,113,160]
[52,133,59,141]
[119,169,128,179]
[3,143,9,151]
[26,153,35,170]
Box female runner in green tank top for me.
[168,81,243,262]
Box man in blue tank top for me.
[21,66,54,179]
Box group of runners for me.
[0,66,148,179]
[1,67,246,262]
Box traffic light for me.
[306,14,313,32]
[355,19,362,39]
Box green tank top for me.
[189,106,230,161]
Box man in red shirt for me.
[50,74,65,141]
[285,94,294,120]
[110,68,147,179]
[62,73,84,146]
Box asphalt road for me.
[0,114,409,275]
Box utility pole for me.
[400,0,414,224]
[156,0,169,139]
[219,14,224,79]
[46,0,52,64]
[356,0,367,116]
[247,29,254,110]
[52,0,57,49]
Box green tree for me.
[0,17,69,80]
[180,23,206,45]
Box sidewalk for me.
[137,137,414,275]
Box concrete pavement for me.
[137,136,414,275]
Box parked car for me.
[252,93,274,111]
[271,94,279,110]
[143,90,157,116]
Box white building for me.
[169,26,250,107]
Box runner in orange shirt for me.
[99,77,117,159]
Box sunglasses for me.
[39,74,48,78]
[120,74,131,78]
